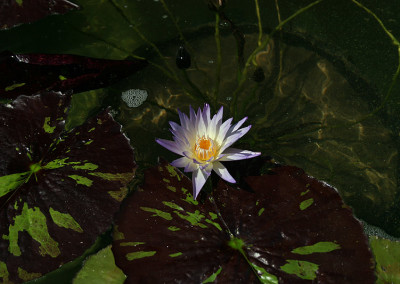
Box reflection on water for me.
[113,29,398,235]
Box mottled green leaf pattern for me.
[113,160,374,283]
[0,92,136,283]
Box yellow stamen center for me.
[194,135,217,161]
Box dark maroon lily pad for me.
[112,159,375,283]
[0,92,136,283]
[0,51,148,100]
[0,0,79,30]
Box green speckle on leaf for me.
[228,237,245,251]
[167,226,181,231]
[205,219,222,231]
[6,203,60,257]
[174,210,207,228]
[29,163,41,173]
[68,175,93,187]
[258,207,265,216]
[120,242,145,247]
[126,251,156,261]
[301,189,310,196]
[72,163,99,171]
[84,140,93,145]
[202,267,222,283]
[280,260,319,280]
[43,117,56,133]
[0,261,10,283]
[209,212,218,220]
[181,187,198,205]
[299,198,314,210]
[163,178,170,183]
[113,225,125,240]
[89,171,133,183]
[167,186,176,192]
[108,187,128,202]
[49,207,83,233]
[17,267,42,281]
[58,75,67,81]
[43,158,69,169]
[169,252,182,258]
[140,207,172,220]
[291,241,340,255]
[5,82,25,91]
[165,164,181,181]
[88,127,95,132]
[250,262,278,284]
[163,201,183,211]
[0,172,30,198]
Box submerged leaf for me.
[0,51,147,100]
[0,92,136,283]
[370,236,400,283]
[0,0,79,30]
[112,159,374,283]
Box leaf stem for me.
[254,0,263,47]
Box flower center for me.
[194,135,217,161]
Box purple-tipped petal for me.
[219,125,252,153]
[170,156,190,168]
[216,117,233,144]
[213,161,236,183]
[184,161,198,172]
[230,116,248,133]
[156,138,182,155]
[192,169,210,199]
[219,148,261,161]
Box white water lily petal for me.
[219,125,252,154]
[219,148,261,161]
[156,104,260,199]
[192,168,209,199]
[155,139,182,155]
[170,156,190,168]
[213,161,236,183]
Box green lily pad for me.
[73,245,126,284]
[0,92,136,283]
[370,236,400,283]
[112,159,374,283]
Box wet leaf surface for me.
[112,159,375,283]
[0,92,136,283]
[0,0,79,30]
[73,245,126,284]
[369,236,400,283]
[0,51,147,100]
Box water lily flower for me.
[156,104,261,199]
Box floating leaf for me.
[73,245,126,284]
[0,92,136,283]
[112,159,374,283]
[0,0,79,30]
[0,51,148,100]
[370,236,400,283]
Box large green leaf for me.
[0,92,136,283]
[370,236,400,283]
[112,159,374,283]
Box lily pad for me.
[73,245,126,284]
[112,159,374,283]
[369,236,400,283]
[0,92,136,283]
[0,0,79,30]
[0,51,147,100]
